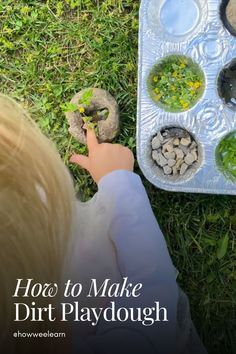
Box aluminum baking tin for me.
[137,0,236,194]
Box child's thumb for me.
[70,154,90,171]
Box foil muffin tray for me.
[137,0,236,195]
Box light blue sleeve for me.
[97,170,179,354]
[98,170,178,283]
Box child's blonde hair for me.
[0,95,75,352]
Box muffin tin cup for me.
[150,126,204,183]
[137,0,236,194]
[147,55,206,113]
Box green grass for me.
[0,1,235,353]
[216,131,236,182]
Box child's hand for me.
[70,128,134,183]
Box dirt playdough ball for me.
[147,55,205,112]
[216,131,236,181]
[65,88,119,145]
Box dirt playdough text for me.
[12,278,168,326]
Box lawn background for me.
[0,1,235,353]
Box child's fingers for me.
[69,154,90,171]
[86,128,98,152]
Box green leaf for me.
[79,89,93,105]
[206,273,215,284]
[217,234,229,260]
[60,102,78,112]
[203,237,217,246]
[82,116,93,123]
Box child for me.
[0,94,207,354]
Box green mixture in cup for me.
[147,55,205,112]
[216,131,236,181]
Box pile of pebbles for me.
[151,127,199,176]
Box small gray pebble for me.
[163,138,173,144]
[163,165,172,175]
[172,166,178,175]
[157,131,164,141]
[156,153,168,167]
[164,151,176,160]
[184,153,195,165]
[190,141,197,149]
[168,159,176,167]
[163,142,174,153]
[191,149,198,161]
[175,158,184,169]
[173,138,180,146]
[174,148,184,160]
[152,136,161,150]
[179,144,189,155]
[180,163,189,175]
[180,137,191,146]
[152,150,159,161]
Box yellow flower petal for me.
[153,76,158,83]
[79,107,85,114]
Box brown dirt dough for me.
[65,88,120,145]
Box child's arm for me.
[95,170,179,354]
[98,169,177,283]
[70,129,178,353]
